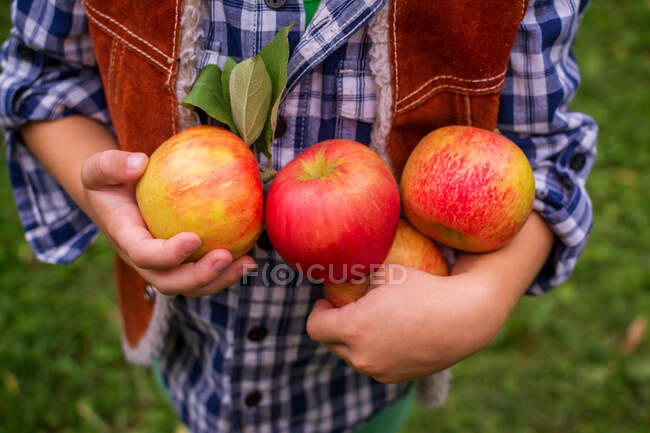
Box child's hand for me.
[306,265,506,383]
[306,213,555,383]
[80,149,256,297]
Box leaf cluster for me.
[182,24,293,166]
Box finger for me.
[323,342,352,361]
[148,249,235,294]
[367,263,408,290]
[114,221,204,270]
[306,299,346,344]
[186,255,258,298]
[81,149,148,189]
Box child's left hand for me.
[306,265,507,383]
[307,213,555,383]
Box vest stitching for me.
[86,12,171,74]
[396,79,505,113]
[107,39,117,103]
[167,0,180,134]
[167,0,180,85]
[84,2,174,62]
[397,70,507,105]
[116,44,125,109]
[391,0,523,111]
[391,0,399,108]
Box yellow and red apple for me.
[383,219,449,276]
[323,219,449,307]
[323,276,371,308]
[401,126,535,253]
[136,125,264,260]
[265,139,400,284]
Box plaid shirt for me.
[0,0,597,432]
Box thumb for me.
[306,299,346,344]
[81,149,148,189]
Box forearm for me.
[451,212,554,318]
[20,116,119,218]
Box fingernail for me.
[182,239,201,255]
[213,259,230,272]
[127,154,146,172]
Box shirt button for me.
[248,325,268,342]
[569,153,586,171]
[265,0,286,10]
[245,390,262,407]
[257,230,274,251]
[274,117,287,139]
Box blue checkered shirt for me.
[0,0,597,431]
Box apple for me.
[382,219,449,276]
[265,139,400,284]
[136,125,264,261]
[323,276,371,308]
[323,219,448,307]
[401,126,535,252]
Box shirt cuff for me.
[505,119,597,295]
[0,33,109,263]
[5,129,99,264]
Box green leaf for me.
[181,64,238,134]
[254,23,293,158]
[229,55,272,146]
[221,57,237,121]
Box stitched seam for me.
[114,45,125,109]
[107,39,117,104]
[397,70,506,105]
[464,94,472,126]
[84,2,173,62]
[86,13,171,74]
[391,0,400,103]
[392,1,509,108]
[167,0,180,85]
[168,0,180,133]
[396,79,505,113]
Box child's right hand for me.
[80,149,256,297]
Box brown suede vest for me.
[84,0,525,352]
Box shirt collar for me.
[284,0,386,98]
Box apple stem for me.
[261,166,277,183]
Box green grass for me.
[1,1,649,432]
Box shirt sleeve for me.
[498,0,597,294]
[0,0,110,264]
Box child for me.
[0,0,596,431]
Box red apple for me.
[323,219,448,307]
[136,125,264,260]
[265,139,400,284]
[401,126,535,252]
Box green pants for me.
[353,387,414,433]
[153,360,414,433]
